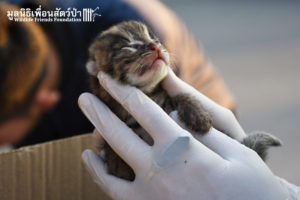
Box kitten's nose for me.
[148,43,159,51]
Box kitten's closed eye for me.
[121,40,144,52]
[121,47,137,52]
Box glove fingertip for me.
[169,110,178,119]
[81,149,107,180]
[81,149,131,200]
[81,149,95,165]
[162,70,182,97]
[78,93,92,107]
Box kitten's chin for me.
[151,59,165,71]
[127,64,169,93]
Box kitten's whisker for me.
[134,60,146,74]
[166,54,179,70]
[168,54,178,63]
[167,52,178,58]
[136,59,144,66]
[141,52,152,57]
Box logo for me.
[6,5,101,22]
[83,7,101,22]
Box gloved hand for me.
[78,71,290,200]
[162,69,246,141]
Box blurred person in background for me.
[0,0,234,147]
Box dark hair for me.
[0,2,48,122]
[20,1,76,90]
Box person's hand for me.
[162,69,246,141]
[78,71,289,200]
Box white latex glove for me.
[162,70,246,141]
[78,71,293,200]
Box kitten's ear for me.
[86,61,98,76]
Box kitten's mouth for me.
[138,54,167,76]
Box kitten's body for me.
[87,21,280,181]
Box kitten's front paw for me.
[173,94,213,134]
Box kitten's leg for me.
[104,121,153,181]
[104,143,135,181]
[171,93,213,134]
[242,131,281,161]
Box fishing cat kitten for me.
[86,21,281,181]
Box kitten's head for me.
[87,21,170,92]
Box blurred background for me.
[163,0,300,184]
